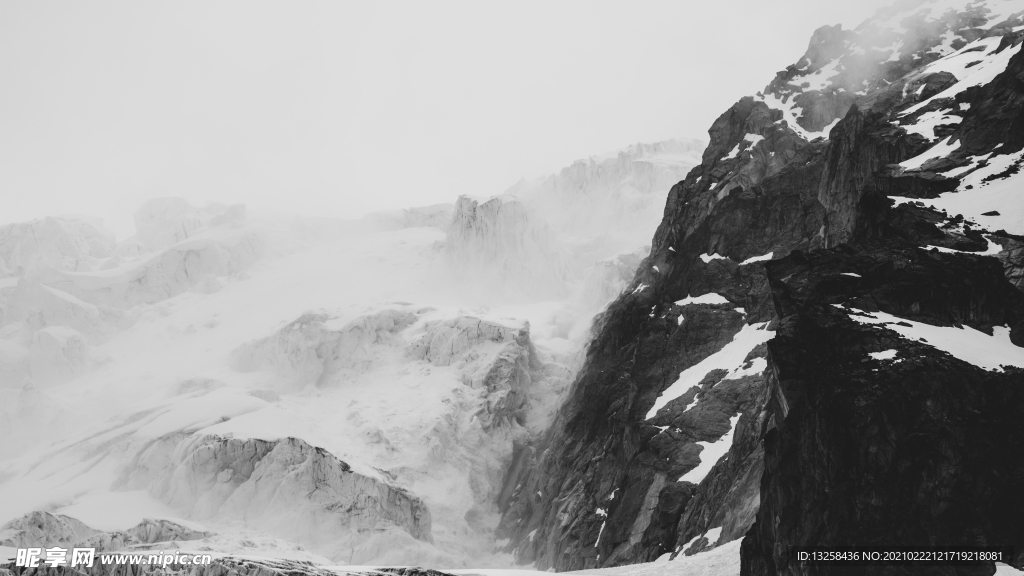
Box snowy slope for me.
[0,137,702,570]
[0,208,550,567]
[7,0,1024,572]
[446,138,704,338]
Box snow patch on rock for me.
[838,305,1024,371]
[647,323,775,419]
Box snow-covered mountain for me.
[0,137,702,570]
[6,1,1024,575]
[446,138,704,337]
[494,0,1024,573]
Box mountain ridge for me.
[495,0,1024,572]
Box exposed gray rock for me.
[33,229,265,309]
[233,308,418,386]
[6,280,106,337]
[133,198,209,252]
[0,218,115,276]
[28,326,90,385]
[126,518,212,545]
[445,197,572,300]
[0,512,211,554]
[409,315,540,430]
[0,511,97,549]
[497,3,1024,571]
[119,434,432,562]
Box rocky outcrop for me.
[125,518,212,545]
[0,218,115,277]
[133,197,210,252]
[233,308,419,386]
[446,197,573,300]
[409,315,541,430]
[510,139,705,247]
[742,243,1024,576]
[445,139,704,303]
[28,326,90,385]
[6,280,107,338]
[0,212,263,392]
[224,304,566,563]
[119,434,432,563]
[234,307,544,431]
[498,2,1024,572]
[0,278,124,387]
[0,511,97,549]
[0,513,210,553]
[35,230,265,309]
[560,249,650,342]
[0,199,263,313]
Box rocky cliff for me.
[444,139,704,304]
[0,512,211,551]
[497,1,1024,572]
[118,434,432,563]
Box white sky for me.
[0,0,893,239]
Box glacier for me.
[0,137,703,569]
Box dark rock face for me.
[741,244,1024,576]
[497,3,1024,573]
[739,34,1024,575]
[495,74,830,573]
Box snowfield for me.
[6,0,1024,571]
[0,138,703,569]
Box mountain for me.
[0,138,701,569]
[446,139,704,304]
[494,0,1024,573]
[6,0,1024,573]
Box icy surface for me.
[0,216,539,566]
[7,0,1024,568]
[0,135,706,568]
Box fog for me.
[0,0,892,238]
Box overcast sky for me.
[0,0,895,238]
